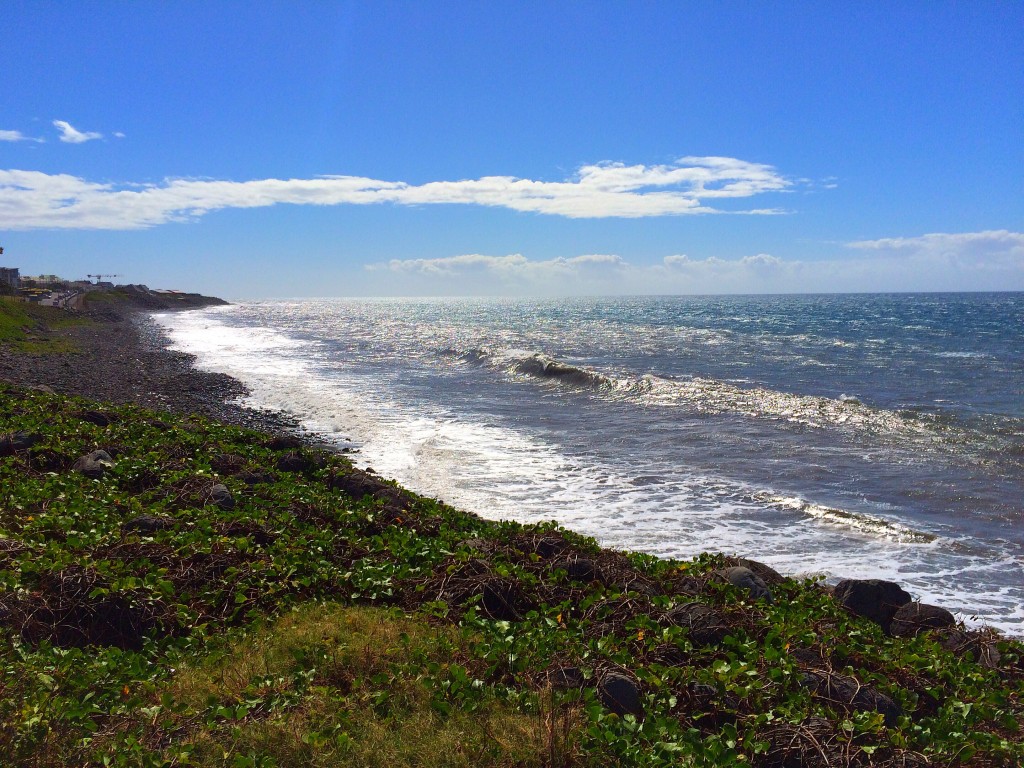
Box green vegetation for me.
[79,290,127,304]
[0,298,88,354]
[0,383,1021,766]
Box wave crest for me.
[448,345,953,440]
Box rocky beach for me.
[1,292,1022,767]
[0,290,301,434]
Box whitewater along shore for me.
[1,291,1022,766]
[0,287,301,434]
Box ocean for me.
[152,293,1024,634]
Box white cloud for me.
[359,235,1024,296]
[1,130,43,143]
[367,250,789,295]
[740,253,783,268]
[368,253,622,290]
[0,157,792,230]
[114,132,126,139]
[52,120,103,144]
[847,230,1024,267]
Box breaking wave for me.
[447,345,963,442]
[754,493,937,544]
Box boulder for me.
[222,521,275,546]
[614,577,659,597]
[77,410,112,427]
[458,537,496,555]
[890,602,956,638]
[330,470,390,499]
[210,453,246,475]
[276,451,315,473]
[121,515,176,535]
[72,450,114,479]
[237,469,276,485]
[479,579,527,621]
[9,565,167,650]
[546,665,585,690]
[717,566,773,602]
[208,483,236,510]
[331,470,413,517]
[937,629,1001,668]
[726,557,786,585]
[534,536,567,559]
[598,671,643,718]
[563,557,603,584]
[663,602,730,646]
[799,670,902,726]
[833,578,912,633]
[265,434,304,451]
[0,431,42,456]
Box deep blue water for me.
[155,293,1024,633]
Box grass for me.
[0,298,88,354]
[0,383,1021,767]
[144,603,551,767]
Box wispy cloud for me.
[359,233,1024,296]
[0,157,792,230]
[365,250,788,295]
[370,252,626,280]
[0,130,43,143]
[52,120,103,144]
[847,230,1024,265]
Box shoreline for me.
[8,297,1021,639]
[0,300,305,436]
[2,298,1023,764]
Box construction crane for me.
[86,273,123,283]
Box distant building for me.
[0,267,19,289]
[20,274,66,289]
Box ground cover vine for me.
[0,383,1021,766]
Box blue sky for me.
[2,1,1022,297]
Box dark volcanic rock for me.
[479,579,529,621]
[725,557,786,585]
[276,451,315,473]
[72,450,114,479]
[613,577,659,597]
[208,483,236,510]
[121,514,176,535]
[717,566,773,602]
[329,470,413,516]
[833,578,912,633]
[0,311,303,436]
[0,431,43,456]
[77,409,113,427]
[237,469,276,485]
[534,536,567,559]
[598,671,644,718]
[937,629,1001,668]
[562,557,603,584]
[210,453,246,475]
[330,470,389,499]
[546,665,586,690]
[799,669,902,726]
[222,521,276,547]
[663,602,730,646]
[6,565,167,650]
[265,434,304,451]
[890,602,956,638]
